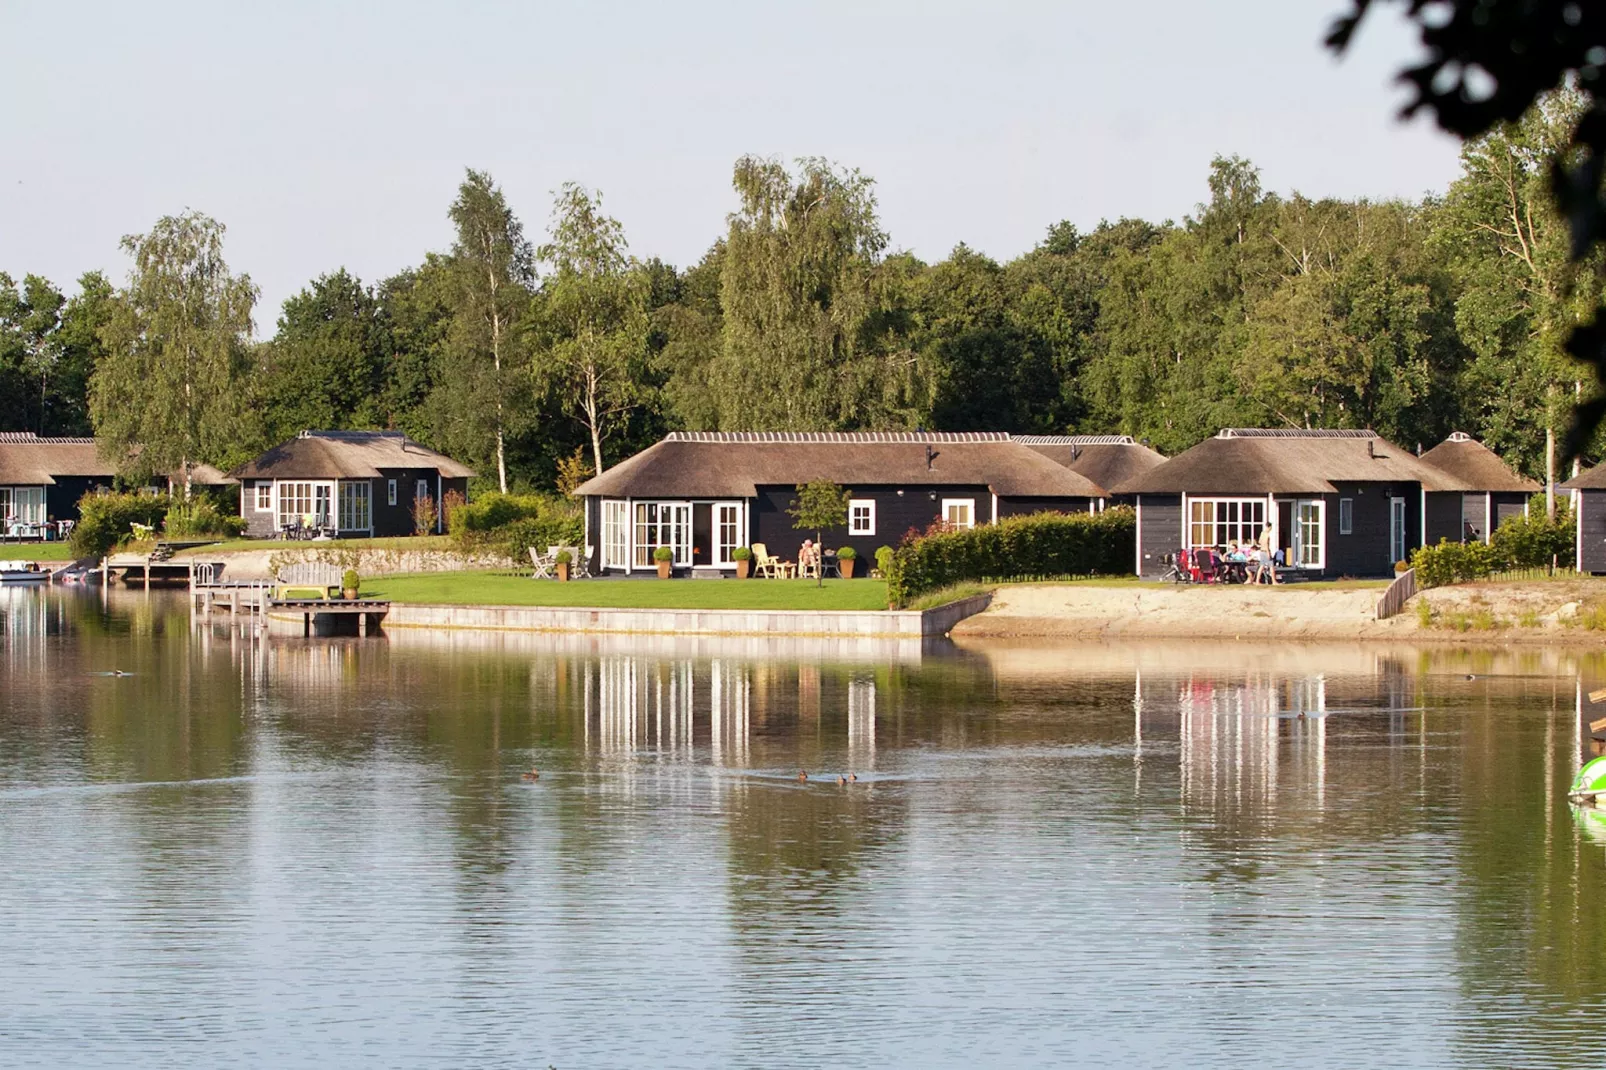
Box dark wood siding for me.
[753,483,992,563]
[1581,491,1606,573]
[45,476,116,523]
[1424,491,1462,546]
[241,480,277,537]
[1137,494,1181,578]
[1493,492,1528,532]
[1325,483,1417,577]
[996,496,1095,518]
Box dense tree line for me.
[3,93,1601,492]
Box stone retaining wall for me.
[383,594,992,638]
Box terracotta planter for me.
[556,562,570,582]
[657,560,672,579]
[840,558,855,579]
[736,558,750,579]
[342,588,358,601]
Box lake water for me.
[4,587,1606,1068]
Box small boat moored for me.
[0,561,50,584]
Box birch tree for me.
[90,212,256,496]
[444,170,533,492]
[531,183,647,476]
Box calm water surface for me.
[4,588,1606,1068]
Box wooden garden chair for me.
[751,542,781,578]
[528,546,555,579]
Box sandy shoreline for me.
[950,579,1606,644]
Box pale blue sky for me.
[3,0,1457,331]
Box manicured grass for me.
[363,570,892,610]
[0,543,74,561]
[180,535,458,554]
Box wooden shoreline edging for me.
[382,592,994,638]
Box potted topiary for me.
[732,545,752,579]
[837,546,858,579]
[555,549,572,582]
[341,568,360,600]
[874,545,895,579]
[654,545,674,579]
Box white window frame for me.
[387,479,397,507]
[255,482,273,513]
[277,480,335,530]
[715,502,744,566]
[1294,499,1325,569]
[942,498,976,530]
[11,487,45,525]
[602,499,629,569]
[633,501,692,566]
[1185,497,1266,551]
[848,498,876,536]
[337,480,372,534]
[1338,497,1353,535]
[416,479,429,504]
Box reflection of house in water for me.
[1175,672,1330,814]
[574,656,877,770]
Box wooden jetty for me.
[106,541,224,589]
[191,562,388,636]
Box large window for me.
[942,498,975,530]
[602,500,629,568]
[1187,498,1266,550]
[11,487,44,524]
[634,502,691,566]
[278,482,332,529]
[849,499,876,536]
[338,481,371,533]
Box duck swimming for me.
[521,768,540,782]
[797,770,808,781]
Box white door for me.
[715,503,742,565]
[1389,498,1407,565]
[1295,500,1324,568]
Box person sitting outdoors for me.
[798,539,819,578]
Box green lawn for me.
[179,535,458,555]
[363,571,892,610]
[0,543,74,561]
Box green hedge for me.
[886,507,1135,606]
[71,491,170,559]
[1411,501,1575,588]
[163,495,247,540]
[449,492,582,562]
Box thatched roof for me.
[1120,429,1469,495]
[574,432,1109,499]
[0,433,109,485]
[1418,433,1537,492]
[230,431,475,480]
[1015,435,1167,493]
[1563,465,1606,490]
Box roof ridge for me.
[0,432,99,445]
[1014,434,1137,445]
[1217,428,1378,439]
[665,431,1013,444]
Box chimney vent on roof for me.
[1071,444,1081,461]
[1368,439,1376,459]
[925,444,935,470]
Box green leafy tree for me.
[256,268,389,442]
[1433,90,1604,512]
[51,272,117,437]
[531,183,649,475]
[90,211,257,495]
[0,273,66,434]
[713,156,925,430]
[440,169,534,492]
[788,479,849,587]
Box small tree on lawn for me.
[788,480,849,588]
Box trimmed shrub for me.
[449,492,582,563]
[342,568,360,591]
[1490,502,1574,569]
[885,507,1135,606]
[71,490,170,559]
[653,546,673,562]
[875,545,895,575]
[836,546,857,560]
[1410,538,1501,588]
[731,546,752,561]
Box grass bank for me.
[364,571,891,611]
[0,543,74,561]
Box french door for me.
[633,502,692,566]
[715,503,742,565]
[1389,498,1407,565]
[1294,500,1324,568]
